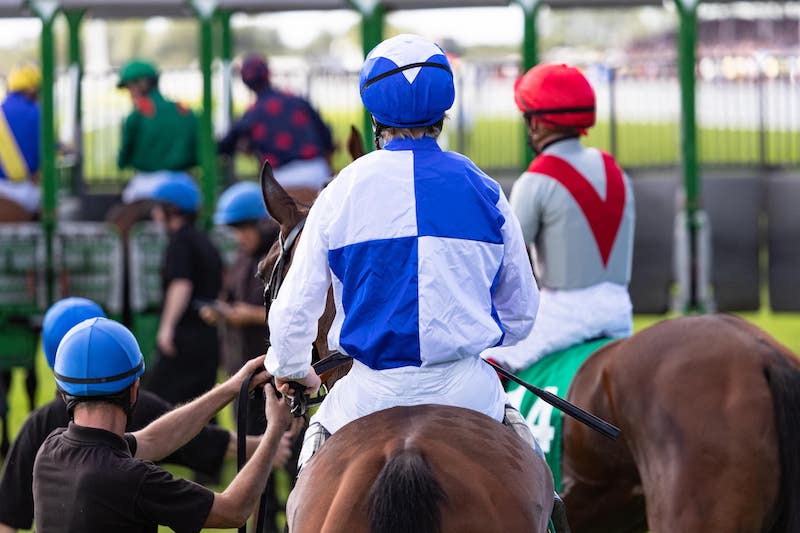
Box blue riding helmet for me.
[150,173,201,213]
[214,181,269,225]
[55,317,145,398]
[360,34,455,128]
[42,297,106,370]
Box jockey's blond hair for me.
[379,116,445,143]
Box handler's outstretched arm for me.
[204,384,293,528]
[132,355,269,462]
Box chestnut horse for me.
[561,314,800,532]
[257,159,555,532]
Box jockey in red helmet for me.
[484,63,635,372]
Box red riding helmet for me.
[514,63,596,134]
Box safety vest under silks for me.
[511,138,635,291]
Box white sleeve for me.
[492,190,540,347]
[265,190,332,380]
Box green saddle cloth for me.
[505,338,614,492]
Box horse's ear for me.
[260,160,298,226]
[348,125,366,161]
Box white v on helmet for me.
[359,34,455,129]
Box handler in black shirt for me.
[144,176,223,406]
[0,392,234,532]
[33,317,290,532]
[0,297,263,532]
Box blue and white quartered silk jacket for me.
[265,136,539,432]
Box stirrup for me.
[297,421,331,473]
[550,493,571,533]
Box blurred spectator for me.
[144,176,223,408]
[218,54,334,191]
[117,60,199,203]
[0,64,42,215]
[203,182,302,533]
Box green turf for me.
[5,310,800,532]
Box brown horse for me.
[257,159,555,532]
[560,314,800,532]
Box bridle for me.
[260,214,351,418]
[263,216,307,308]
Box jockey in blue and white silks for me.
[265,35,539,443]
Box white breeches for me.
[122,171,193,204]
[0,179,40,213]
[309,355,506,435]
[483,282,632,371]
[273,157,331,191]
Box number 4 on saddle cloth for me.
[506,337,615,492]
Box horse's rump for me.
[563,315,797,532]
[287,404,553,533]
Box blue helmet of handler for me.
[42,297,106,370]
[213,181,269,226]
[150,173,201,213]
[359,34,455,144]
[55,317,145,418]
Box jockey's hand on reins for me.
[271,377,312,418]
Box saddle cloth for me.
[505,337,614,492]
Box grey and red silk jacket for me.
[510,138,635,291]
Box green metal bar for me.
[521,1,540,72]
[197,9,217,230]
[32,1,59,305]
[220,10,233,108]
[676,0,701,311]
[519,0,540,169]
[65,10,85,194]
[216,9,234,186]
[355,3,384,152]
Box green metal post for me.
[65,10,85,194]
[518,0,540,169]
[349,0,384,152]
[31,0,59,305]
[192,0,218,230]
[216,9,234,186]
[676,0,701,311]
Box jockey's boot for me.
[503,405,571,533]
[297,421,331,472]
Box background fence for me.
[12,50,793,192]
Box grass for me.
[4,310,799,532]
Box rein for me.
[264,217,307,304]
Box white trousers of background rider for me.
[482,281,633,372]
[122,171,192,204]
[0,179,40,213]
[273,157,331,191]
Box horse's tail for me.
[765,357,800,532]
[367,448,447,533]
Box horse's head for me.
[256,160,308,295]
